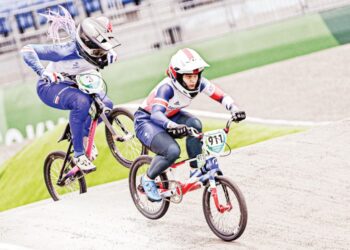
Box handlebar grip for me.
[232,111,246,122]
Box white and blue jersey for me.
[135,76,233,147]
[21,41,96,77]
[20,41,113,157]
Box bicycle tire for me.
[202,176,248,241]
[129,155,170,220]
[43,151,87,201]
[105,107,147,168]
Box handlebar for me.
[41,72,75,84]
[225,111,246,131]
[186,111,246,138]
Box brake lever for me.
[187,127,201,137]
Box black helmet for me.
[76,17,120,69]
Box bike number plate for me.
[204,129,227,155]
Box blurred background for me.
[0,0,350,83]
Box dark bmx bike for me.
[129,113,247,241]
[43,71,147,201]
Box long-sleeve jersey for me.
[20,41,96,76]
[140,77,235,129]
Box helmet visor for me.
[78,27,111,57]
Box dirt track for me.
[1,45,350,249]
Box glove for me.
[232,111,246,122]
[41,70,64,84]
[166,122,188,138]
[107,49,118,65]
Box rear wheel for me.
[43,151,87,201]
[105,107,147,168]
[129,155,170,219]
[202,176,247,241]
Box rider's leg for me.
[171,111,203,168]
[147,132,180,179]
[82,95,114,137]
[81,96,113,160]
[36,80,95,171]
[140,132,180,201]
[68,94,92,157]
[135,111,180,201]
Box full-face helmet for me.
[167,48,209,98]
[76,16,120,69]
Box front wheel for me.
[43,151,87,201]
[105,107,147,168]
[202,176,248,241]
[129,155,170,219]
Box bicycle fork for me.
[101,112,133,142]
[209,176,232,213]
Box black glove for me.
[167,124,188,138]
[232,111,246,122]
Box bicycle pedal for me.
[137,184,145,193]
[56,179,66,187]
[146,196,163,203]
[81,168,96,174]
[160,189,176,198]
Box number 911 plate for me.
[204,129,227,155]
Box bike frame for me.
[161,158,232,213]
[158,118,236,213]
[57,94,120,183]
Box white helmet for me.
[167,48,209,98]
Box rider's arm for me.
[200,77,238,111]
[150,84,175,129]
[20,42,75,76]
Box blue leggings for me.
[37,80,113,157]
[146,112,202,179]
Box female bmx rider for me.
[134,48,246,201]
[21,7,119,172]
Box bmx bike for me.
[129,112,247,241]
[43,70,146,201]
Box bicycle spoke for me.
[114,117,129,134]
[111,114,142,162]
[50,157,81,196]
